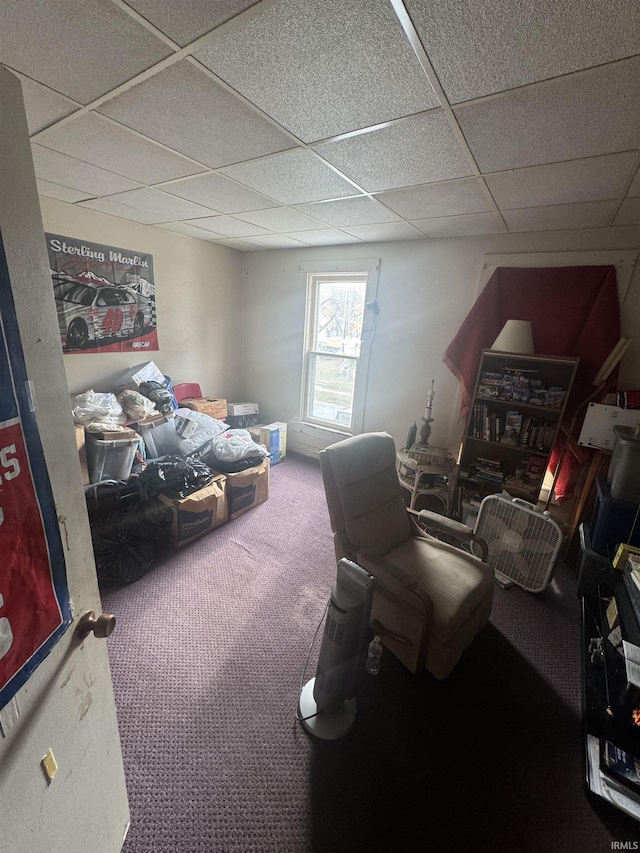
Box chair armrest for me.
[357,550,433,616]
[411,509,489,563]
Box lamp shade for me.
[490,320,534,354]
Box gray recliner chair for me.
[319,432,494,679]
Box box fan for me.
[474,495,563,592]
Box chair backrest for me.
[173,382,202,402]
[319,432,411,559]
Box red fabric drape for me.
[443,265,621,500]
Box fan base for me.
[298,678,357,740]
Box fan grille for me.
[475,496,562,592]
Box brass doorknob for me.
[76,611,116,641]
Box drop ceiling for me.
[2,0,640,251]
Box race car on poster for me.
[52,274,153,350]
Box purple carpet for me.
[103,454,638,852]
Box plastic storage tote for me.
[577,522,611,598]
[137,414,180,459]
[608,425,640,503]
[86,435,139,484]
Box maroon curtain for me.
[443,265,621,500]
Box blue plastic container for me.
[590,477,640,559]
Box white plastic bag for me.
[209,429,268,462]
[117,389,156,421]
[71,390,125,425]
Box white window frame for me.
[299,259,379,435]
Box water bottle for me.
[366,635,383,675]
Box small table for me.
[396,446,456,514]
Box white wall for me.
[39,197,244,400]
[240,226,640,455]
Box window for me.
[302,262,378,433]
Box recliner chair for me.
[319,432,494,679]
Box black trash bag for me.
[84,478,142,526]
[92,499,173,587]
[205,453,266,474]
[139,455,213,499]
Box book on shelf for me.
[500,410,522,446]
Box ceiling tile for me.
[375,177,490,219]
[485,153,639,210]
[156,221,223,239]
[37,113,205,185]
[213,238,262,251]
[220,149,361,205]
[413,212,507,238]
[124,0,258,47]
[0,0,171,104]
[236,234,309,248]
[184,216,271,238]
[98,61,295,169]
[502,200,618,232]
[195,0,439,143]
[629,168,640,197]
[15,74,78,135]
[77,197,168,224]
[31,144,142,196]
[233,207,323,232]
[103,188,215,221]
[454,58,640,173]
[160,173,276,213]
[613,197,640,226]
[294,196,400,227]
[285,229,363,245]
[340,222,424,241]
[37,180,93,204]
[405,0,640,104]
[314,112,472,192]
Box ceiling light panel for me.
[404,0,640,104]
[314,112,472,192]
[375,177,490,219]
[123,0,259,47]
[220,149,362,205]
[502,200,618,232]
[31,144,142,196]
[484,152,638,210]
[160,173,277,214]
[15,75,78,135]
[98,61,295,170]
[0,0,171,104]
[413,211,507,238]
[37,113,205,185]
[454,57,640,173]
[195,0,439,143]
[294,196,401,227]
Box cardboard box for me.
[227,402,260,416]
[224,459,270,519]
[113,361,166,393]
[259,422,287,465]
[75,424,90,486]
[158,474,228,547]
[181,397,227,419]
